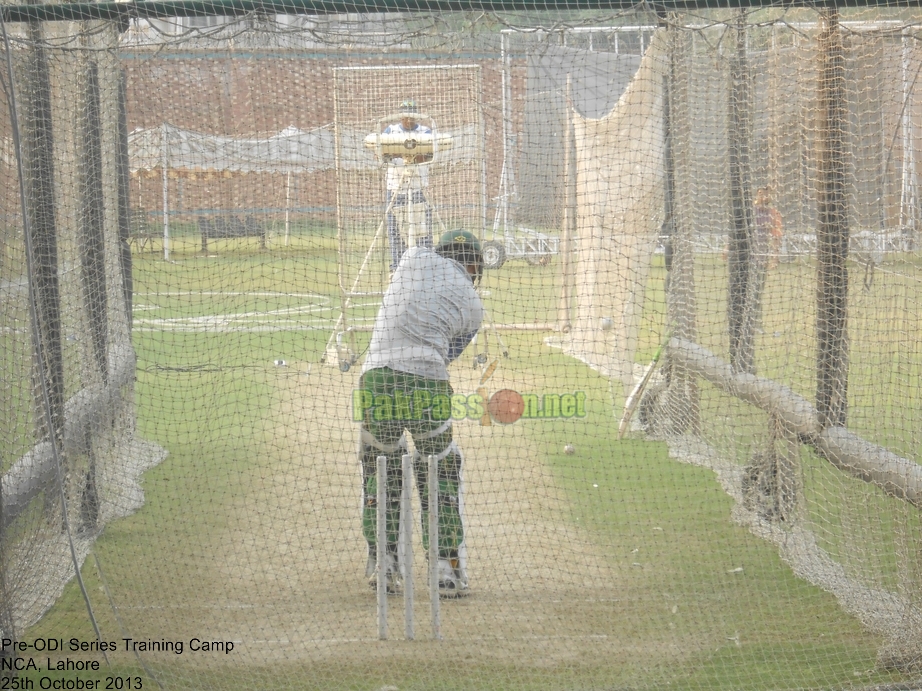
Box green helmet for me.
[435,229,483,283]
[436,229,481,254]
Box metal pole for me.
[477,68,487,238]
[3,0,921,23]
[284,171,291,246]
[558,74,573,333]
[161,123,170,261]
[376,455,387,640]
[499,30,509,240]
[901,29,917,250]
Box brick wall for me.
[124,50,525,230]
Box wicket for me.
[376,454,441,640]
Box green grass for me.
[13,245,922,690]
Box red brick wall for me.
[124,51,525,228]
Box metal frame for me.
[2,0,918,23]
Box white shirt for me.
[362,247,483,381]
[383,122,432,192]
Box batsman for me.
[356,229,484,598]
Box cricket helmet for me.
[435,229,483,283]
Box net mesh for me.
[1,6,922,690]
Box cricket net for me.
[630,17,922,670]
[0,5,921,691]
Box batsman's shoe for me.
[435,558,470,599]
[367,551,402,596]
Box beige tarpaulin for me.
[562,30,667,398]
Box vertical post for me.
[727,11,755,374]
[400,453,414,640]
[2,25,58,660]
[23,21,65,455]
[660,17,676,283]
[816,9,849,429]
[501,30,509,232]
[284,171,291,247]
[116,70,133,330]
[80,61,108,385]
[477,67,487,238]
[900,29,917,251]
[331,81,352,357]
[558,74,573,333]
[428,454,441,640]
[376,455,388,640]
[661,14,700,435]
[161,123,170,261]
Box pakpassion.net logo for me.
[353,389,587,425]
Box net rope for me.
[1,7,922,689]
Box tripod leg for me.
[322,191,402,365]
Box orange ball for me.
[487,389,525,425]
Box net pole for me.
[284,171,291,246]
[330,80,351,364]
[78,60,106,533]
[478,67,487,238]
[116,70,133,329]
[23,22,65,449]
[663,17,700,433]
[499,30,509,241]
[161,124,170,261]
[7,19,108,651]
[660,13,675,280]
[558,75,573,333]
[900,29,917,250]
[727,10,754,374]
[816,8,850,429]
[81,61,109,386]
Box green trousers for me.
[358,367,464,560]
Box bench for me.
[198,215,267,251]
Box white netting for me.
[1,7,922,690]
[555,30,666,397]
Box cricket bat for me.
[478,359,499,427]
[618,333,671,439]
